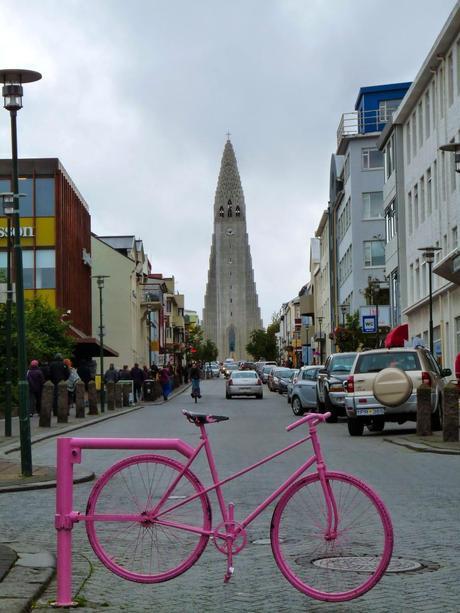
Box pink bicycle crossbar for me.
[54,436,194,607]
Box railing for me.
[337,108,394,148]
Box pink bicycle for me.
[73,409,394,603]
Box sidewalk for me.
[384,430,460,455]
[0,383,190,612]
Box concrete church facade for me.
[203,139,262,360]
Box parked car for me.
[226,370,263,399]
[290,366,324,416]
[261,365,274,384]
[279,369,299,396]
[268,367,294,392]
[240,361,256,371]
[205,362,220,378]
[316,352,357,422]
[344,347,452,436]
[286,369,301,404]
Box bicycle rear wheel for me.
[271,471,393,601]
[86,454,211,583]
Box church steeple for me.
[214,139,245,220]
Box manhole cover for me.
[310,557,423,573]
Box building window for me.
[337,198,351,242]
[338,245,352,285]
[409,263,414,303]
[384,136,393,180]
[413,183,419,228]
[425,90,430,137]
[36,249,55,288]
[415,259,420,300]
[343,155,350,182]
[457,41,460,96]
[418,101,423,145]
[385,199,397,242]
[406,121,411,164]
[18,178,33,216]
[419,177,425,224]
[452,226,458,249]
[455,316,460,354]
[439,66,445,119]
[35,178,55,216]
[450,138,457,193]
[407,190,413,235]
[218,206,224,217]
[426,167,432,216]
[363,240,385,267]
[378,99,402,122]
[362,148,383,170]
[362,191,383,219]
[411,112,417,157]
[235,205,240,217]
[166,300,171,313]
[0,252,7,282]
[23,250,34,289]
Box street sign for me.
[362,315,377,333]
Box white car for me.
[226,370,263,399]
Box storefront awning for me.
[68,325,119,358]
[384,323,409,348]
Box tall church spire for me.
[203,139,262,360]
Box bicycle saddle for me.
[182,410,229,425]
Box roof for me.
[98,236,136,251]
[355,82,412,109]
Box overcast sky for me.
[0,0,457,326]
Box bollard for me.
[106,382,115,410]
[57,381,69,423]
[122,383,130,407]
[39,381,53,427]
[75,381,85,418]
[416,384,432,436]
[115,382,123,408]
[87,381,98,415]
[442,383,459,442]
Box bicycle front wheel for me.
[86,454,211,583]
[271,471,393,602]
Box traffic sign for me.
[362,315,377,333]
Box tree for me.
[198,339,218,363]
[333,311,363,352]
[0,296,76,408]
[246,327,278,361]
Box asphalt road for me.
[3,378,460,612]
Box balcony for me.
[337,108,393,150]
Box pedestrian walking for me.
[118,365,132,380]
[159,367,171,401]
[27,360,45,416]
[65,359,80,410]
[77,359,92,391]
[131,363,145,402]
[49,353,70,413]
[190,361,202,401]
[104,363,119,384]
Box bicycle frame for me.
[53,420,335,607]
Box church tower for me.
[203,138,263,360]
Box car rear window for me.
[330,355,356,373]
[274,369,292,377]
[232,371,257,378]
[355,351,421,374]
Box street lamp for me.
[439,142,460,173]
[418,246,442,354]
[368,277,382,348]
[93,275,109,413]
[1,68,41,476]
[340,302,349,327]
[317,316,324,364]
[147,308,153,368]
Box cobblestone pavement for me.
[2,379,459,612]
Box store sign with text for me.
[0,226,34,238]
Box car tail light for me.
[229,379,233,385]
[421,371,432,387]
[346,375,354,393]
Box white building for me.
[379,3,460,369]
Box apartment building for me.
[378,4,460,368]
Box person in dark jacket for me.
[77,359,92,391]
[27,360,45,416]
[130,363,145,402]
[104,363,119,384]
[49,353,69,413]
[159,367,171,401]
[190,362,201,399]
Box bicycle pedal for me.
[224,567,234,583]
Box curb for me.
[0,546,55,613]
[384,436,460,455]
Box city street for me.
[3,378,460,612]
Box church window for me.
[219,206,224,217]
[228,326,235,351]
[235,205,240,217]
[228,205,232,217]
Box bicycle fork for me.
[224,503,236,583]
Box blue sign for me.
[362,315,377,333]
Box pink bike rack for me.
[54,436,194,607]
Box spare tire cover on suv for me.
[373,367,413,407]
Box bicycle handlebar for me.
[286,412,331,432]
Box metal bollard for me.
[75,381,85,418]
[39,381,53,427]
[122,383,130,407]
[57,381,69,423]
[106,382,115,410]
[416,383,432,436]
[87,381,98,415]
[115,382,123,408]
[442,382,459,442]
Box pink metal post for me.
[54,438,77,607]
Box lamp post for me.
[418,246,441,354]
[93,275,109,413]
[317,316,324,364]
[147,308,153,368]
[1,69,41,476]
[340,302,349,327]
[368,277,382,348]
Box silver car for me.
[290,366,324,416]
[226,370,263,399]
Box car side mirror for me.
[441,368,452,377]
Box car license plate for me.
[241,387,251,392]
[356,408,385,416]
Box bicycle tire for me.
[270,471,393,601]
[86,454,211,583]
